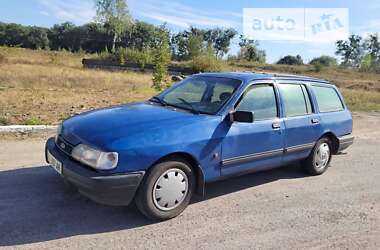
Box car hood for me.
[62,102,220,149]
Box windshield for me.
[156,76,241,114]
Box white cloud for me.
[132,0,241,29]
[39,11,50,17]
[37,0,95,24]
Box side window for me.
[279,84,311,117]
[236,84,278,120]
[311,85,344,112]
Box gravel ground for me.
[0,113,379,249]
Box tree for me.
[0,22,5,45]
[48,22,76,51]
[365,33,380,61]
[152,25,171,91]
[170,27,206,60]
[309,55,337,67]
[95,0,132,52]
[81,22,111,53]
[121,21,157,51]
[187,34,203,58]
[204,28,237,58]
[238,35,266,63]
[277,55,303,65]
[25,27,49,49]
[336,34,363,67]
[171,31,189,60]
[2,23,29,47]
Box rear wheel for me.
[135,158,195,220]
[302,137,332,175]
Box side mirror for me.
[230,111,254,123]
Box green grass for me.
[23,117,44,125]
[0,116,10,125]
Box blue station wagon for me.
[45,72,354,220]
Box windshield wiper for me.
[177,98,200,114]
[149,96,167,106]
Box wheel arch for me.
[152,152,206,196]
[320,131,339,154]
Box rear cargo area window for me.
[311,85,344,112]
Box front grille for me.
[56,136,74,155]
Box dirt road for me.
[0,113,379,249]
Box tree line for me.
[0,21,241,59]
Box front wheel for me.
[135,158,195,220]
[302,137,332,175]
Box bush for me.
[0,117,10,125]
[98,51,113,61]
[115,48,153,68]
[191,45,224,72]
[116,48,127,65]
[23,117,43,125]
[313,63,324,72]
[310,55,337,67]
[359,54,380,73]
[191,55,224,72]
[277,55,303,65]
[152,27,171,91]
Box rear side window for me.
[311,85,344,112]
[279,84,312,117]
[237,84,278,120]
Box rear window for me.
[311,85,344,112]
[279,84,312,117]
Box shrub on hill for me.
[277,55,304,65]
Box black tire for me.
[302,137,332,175]
[135,158,195,221]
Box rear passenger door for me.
[277,82,322,163]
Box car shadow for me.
[0,163,307,246]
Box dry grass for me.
[0,47,156,125]
[0,47,379,125]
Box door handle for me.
[311,118,319,124]
[272,122,281,129]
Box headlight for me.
[72,144,118,170]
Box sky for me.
[1,0,379,63]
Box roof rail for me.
[272,73,329,83]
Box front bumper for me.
[45,137,145,206]
[337,134,354,152]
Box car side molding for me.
[222,142,315,166]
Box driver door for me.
[221,83,285,176]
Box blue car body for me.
[45,72,353,206]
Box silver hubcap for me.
[314,142,330,169]
[153,168,188,211]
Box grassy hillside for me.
[0,47,155,125]
[0,47,379,125]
